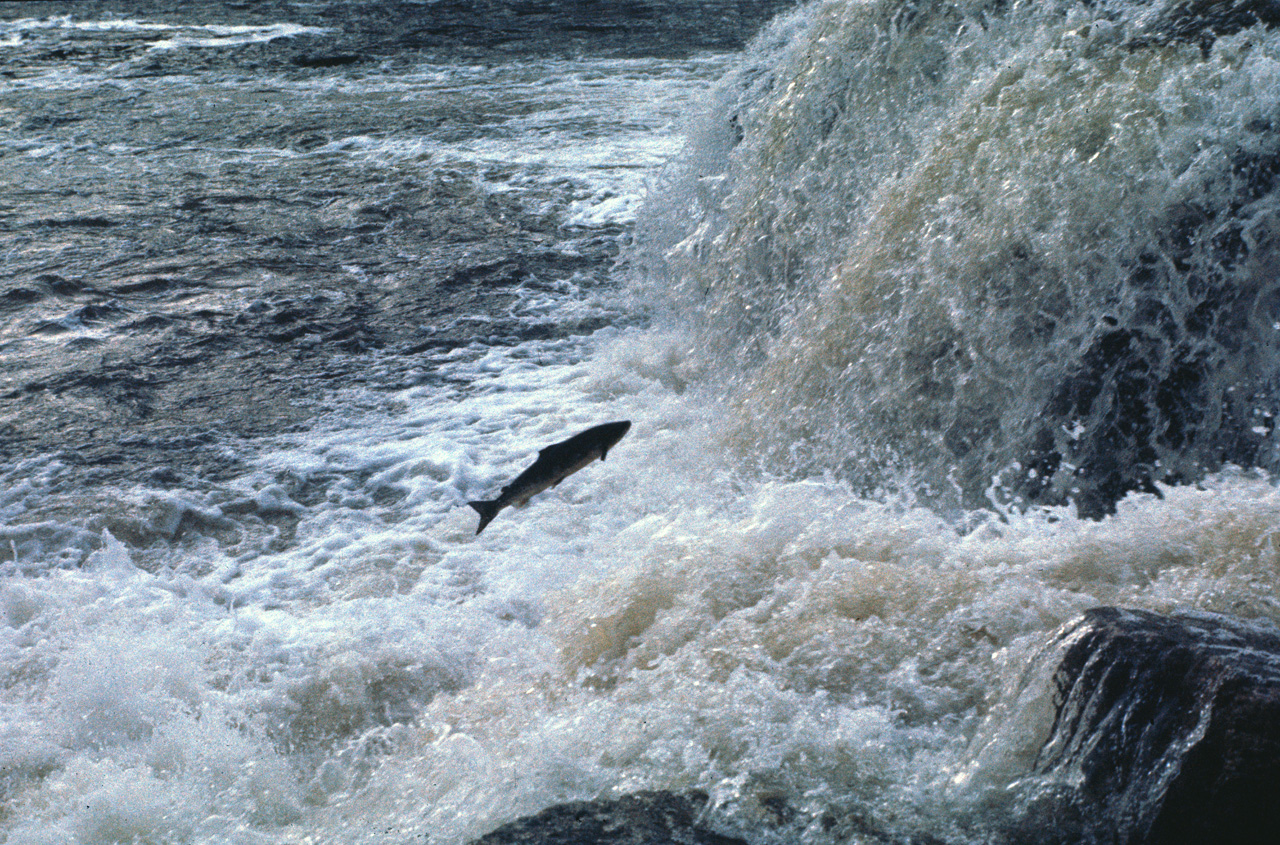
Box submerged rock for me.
[468,791,747,845]
[1022,607,1280,845]
[1014,140,1280,518]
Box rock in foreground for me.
[1026,607,1280,845]
[468,791,747,845]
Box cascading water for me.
[638,0,1280,517]
[5,2,1280,843]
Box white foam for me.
[288,358,1280,843]
[9,4,1280,843]
[637,0,1280,513]
[0,15,326,44]
[6,313,1280,842]
[150,22,328,51]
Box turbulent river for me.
[4,0,1280,843]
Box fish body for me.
[468,420,631,534]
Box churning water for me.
[4,0,1280,843]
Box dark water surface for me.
[7,2,1280,844]
[0,0,789,490]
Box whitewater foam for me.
[7,1,1280,842]
[639,0,1280,515]
[5,310,1280,842]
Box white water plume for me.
[639,0,1280,515]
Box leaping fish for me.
[468,420,631,535]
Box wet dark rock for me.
[468,791,747,845]
[1017,607,1280,845]
[1013,137,1280,518]
[468,792,953,845]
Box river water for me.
[4,1,1280,843]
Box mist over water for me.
[4,1,1280,844]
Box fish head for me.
[596,420,631,451]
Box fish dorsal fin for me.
[538,442,566,460]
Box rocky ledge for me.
[469,791,746,845]
[1017,606,1280,845]
[469,609,1280,845]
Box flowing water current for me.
[4,1,1280,843]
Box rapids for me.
[3,1,1280,843]
[640,0,1280,517]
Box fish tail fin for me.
[468,499,502,534]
